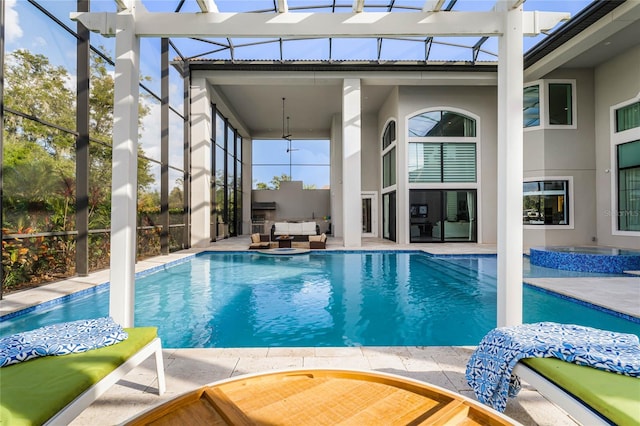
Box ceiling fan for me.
[282,97,298,153]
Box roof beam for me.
[277,0,289,13]
[353,0,365,13]
[195,0,219,13]
[472,36,488,62]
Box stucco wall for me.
[523,69,598,249]
[396,86,498,244]
[594,44,640,249]
[252,181,331,234]
[361,113,380,192]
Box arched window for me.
[408,110,477,183]
[381,120,397,188]
[408,110,476,137]
[382,120,396,149]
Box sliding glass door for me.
[383,191,396,242]
[409,189,476,242]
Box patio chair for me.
[249,233,271,249]
[309,233,327,249]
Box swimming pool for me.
[1,251,638,348]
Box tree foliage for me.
[255,174,291,190]
[2,48,156,289]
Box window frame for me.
[406,107,479,191]
[524,79,577,131]
[523,177,574,229]
[381,118,398,193]
[610,94,640,236]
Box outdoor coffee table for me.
[124,369,519,425]
[275,235,294,248]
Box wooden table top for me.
[125,369,519,425]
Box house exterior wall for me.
[189,76,213,247]
[252,181,331,235]
[395,85,498,244]
[523,69,598,250]
[376,88,400,239]
[361,112,380,193]
[330,113,343,238]
[594,44,640,249]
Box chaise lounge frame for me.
[45,336,166,425]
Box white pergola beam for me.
[506,0,526,10]
[196,0,219,13]
[523,11,570,35]
[113,0,133,11]
[353,0,365,13]
[277,0,289,13]
[423,0,446,12]
[73,10,568,38]
[75,11,505,37]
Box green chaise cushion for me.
[522,357,640,426]
[0,327,157,426]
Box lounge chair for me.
[0,326,165,425]
[249,233,271,249]
[466,322,640,426]
[309,233,327,249]
[513,357,640,425]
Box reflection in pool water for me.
[2,252,638,348]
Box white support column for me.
[496,6,524,327]
[109,12,140,327]
[342,79,362,247]
[189,77,212,247]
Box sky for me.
[5,0,594,190]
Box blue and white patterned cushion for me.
[0,317,128,367]
[465,322,640,412]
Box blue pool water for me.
[1,252,638,348]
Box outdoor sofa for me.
[271,221,320,242]
[0,326,165,425]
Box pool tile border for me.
[524,283,640,324]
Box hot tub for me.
[529,246,640,273]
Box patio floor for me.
[2,236,638,425]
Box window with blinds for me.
[616,102,640,132]
[408,143,476,183]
